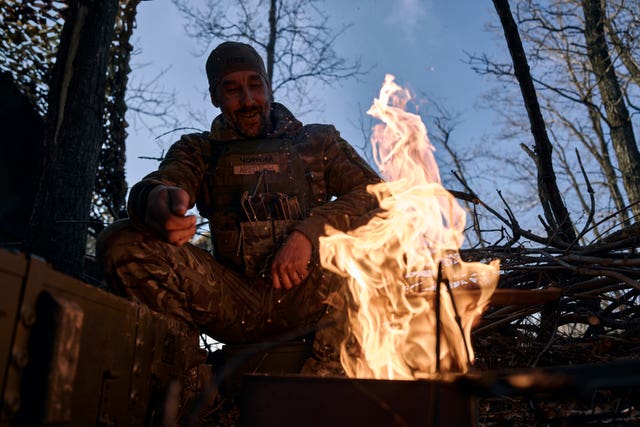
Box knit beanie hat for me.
[206,41,269,92]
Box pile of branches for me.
[459,194,640,425]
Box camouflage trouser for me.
[96,219,345,350]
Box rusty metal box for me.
[240,373,477,427]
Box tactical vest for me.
[204,137,313,279]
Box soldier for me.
[97,41,381,373]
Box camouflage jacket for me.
[128,102,381,261]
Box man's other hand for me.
[145,185,197,246]
[271,231,312,290]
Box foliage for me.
[0,0,141,249]
[0,0,67,115]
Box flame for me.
[319,74,499,380]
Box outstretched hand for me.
[270,231,313,290]
[144,185,197,246]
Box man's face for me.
[213,70,272,138]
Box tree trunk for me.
[94,0,141,231]
[582,0,640,218]
[584,95,630,226]
[28,0,119,279]
[266,0,277,84]
[492,0,576,243]
[605,10,640,87]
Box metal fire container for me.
[239,360,640,426]
[240,374,477,427]
[211,339,313,397]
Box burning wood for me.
[319,75,499,379]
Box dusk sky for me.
[125,0,506,192]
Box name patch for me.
[229,152,287,175]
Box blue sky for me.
[125,0,505,189]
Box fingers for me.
[150,213,196,246]
[168,186,190,216]
[163,216,197,245]
[145,185,196,245]
[270,231,313,290]
[271,263,309,290]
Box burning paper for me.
[320,74,499,380]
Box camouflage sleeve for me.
[293,127,382,250]
[127,133,209,229]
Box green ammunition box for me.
[0,249,210,426]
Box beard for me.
[230,105,271,138]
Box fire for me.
[319,74,499,380]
